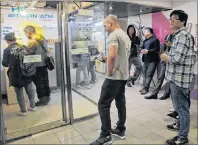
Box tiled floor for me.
[3,91,98,134]
[9,83,198,144]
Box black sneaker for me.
[167,122,179,131]
[111,128,126,140]
[166,136,188,145]
[126,82,132,87]
[167,111,179,119]
[90,136,112,145]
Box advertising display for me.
[1,7,58,103]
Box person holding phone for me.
[145,30,174,99]
[140,27,160,95]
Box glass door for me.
[0,1,68,141]
[62,1,99,121]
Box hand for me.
[106,69,117,77]
[106,72,112,77]
[160,53,170,62]
[141,49,148,54]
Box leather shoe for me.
[160,94,170,100]
[145,94,158,99]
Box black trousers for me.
[98,79,127,137]
[152,61,166,95]
[32,66,51,100]
[142,62,158,90]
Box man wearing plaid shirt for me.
[160,10,196,145]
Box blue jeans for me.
[170,81,191,139]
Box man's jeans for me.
[142,62,158,90]
[98,79,127,137]
[14,82,35,112]
[170,82,191,139]
[128,57,142,81]
[88,61,96,81]
[76,66,89,85]
[152,61,166,95]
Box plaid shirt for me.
[166,27,197,88]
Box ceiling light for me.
[109,6,112,10]
[140,9,142,13]
[30,7,36,10]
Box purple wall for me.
[190,74,198,100]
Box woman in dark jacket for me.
[126,25,143,87]
[2,32,36,116]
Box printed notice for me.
[23,55,41,63]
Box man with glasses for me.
[160,10,196,145]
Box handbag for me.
[39,43,55,71]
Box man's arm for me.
[107,45,118,75]
[2,49,9,67]
[170,35,188,64]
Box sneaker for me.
[169,109,175,112]
[17,112,27,116]
[126,82,132,87]
[111,128,126,140]
[166,136,188,145]
[35,101,48,107]
[90,80,96,84]
[90,136,112,145]
[167,122,179,131]
[28,107,37,112]
[167,111,179,119]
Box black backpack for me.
[16,45,36,77]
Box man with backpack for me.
[23,25,51,106]
[2,32,36,116]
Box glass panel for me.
[0,1,66,141]
[66,1,101,119]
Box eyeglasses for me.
[169,15,180,21]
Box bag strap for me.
[37,41,47,52]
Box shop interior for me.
[0,0,197,143]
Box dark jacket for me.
[127,25,141,57]
[142,36,160,63]
[2,43,32,87]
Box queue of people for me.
[1,8,196,145]
[2,26,51,116]
[91,9,196,145]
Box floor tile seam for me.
[53,129,71,144]
[139,132,167,144]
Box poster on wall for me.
[1,7,59,88]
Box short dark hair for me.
[145,27,154,34]
[170,10,188,26]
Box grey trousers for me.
[14,82,35,112]
[128,57,142,81]
[142,62,158,90]
[76,66,89,85]
[88,61,96,81]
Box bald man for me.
[91,15,130,145]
